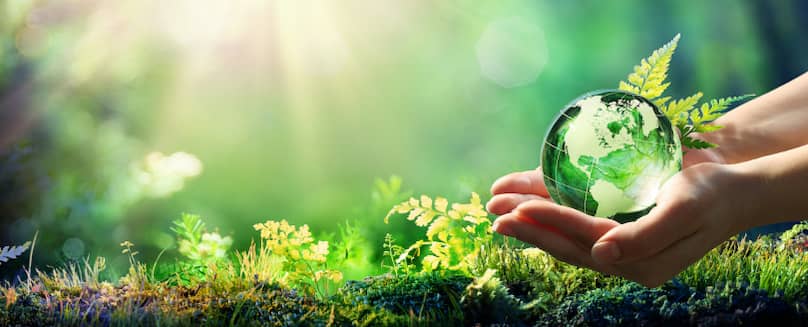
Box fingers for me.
[591,201,702,265]
[615,229,721,287]
[514,200,619,248]
[490,168,550,197]
[486,193,548,216]
[492,213,593,268]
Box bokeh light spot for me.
[62,238,85,259]
[476,16,548,88]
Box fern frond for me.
[693,94,755,124]
[663,92,703,126]
[682,135,716,150]
[171,213,204,246]
[426,216,450,240]
[619,33,680,101]
[690,94,754,133]
[0,242,31,265]
[652,96,671,109]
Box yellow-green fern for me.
[619,34,754,149]
[619,33,679,107]
[384,193,492,274]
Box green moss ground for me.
[2,233,808,326]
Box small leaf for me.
[619,34,680,102]
[420,195,432,209]
[682,136,716,149]
[619,81,640,94]
[663,92,702,126]
[422,255,441,270]
[694,124,723,133]
[0,243,30,265]
[434,197,448,213]
[427,216,450,240]
[415,210,436,227]
[406,208,424,222]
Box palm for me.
[487,145,732,284]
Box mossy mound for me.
[336,273,470,317]
[536,280,808,326]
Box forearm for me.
[702,72,808,164]
[735,144,808,227]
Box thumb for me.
[590,203,700,264]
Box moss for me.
[336,273,469,317]
[536,281,808,326]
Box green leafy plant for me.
[618,34,754,149]
[171,213,233,264]
[0,242,30,266]
[384,192,493,275]
[326,220,379,280]
[778,220,808,245]
[381,233,415,277]
[460,269,524,324]
[678,236,808,301]
[118,240,149,288]
[252,219,343,297]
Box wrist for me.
[728,159,781,229]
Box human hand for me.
[487,148,758,287]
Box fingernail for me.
[592,241,621,264]
[492,221,514,237]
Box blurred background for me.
[1,0,807,279]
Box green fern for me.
[384,193,492,274]
[691,94,756,133]
[619,33,679,107]
[619,34,754,149]
[171,213,232,263]
[0,242,31,266]
[662,92,702,127]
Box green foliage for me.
[337,273,469,318]
[0,242,30,266]
[536,281,806,326]
[619,34,679,104]
[372,175,411,212]
[460,269,524,325]
[678,237,808,301]
[3,213,808,325]
[38,257,107,291]
[325,220,379,281]
[473,241,624,311]
[618,34,754,149]
[118,241,151,288]
[381,233,414,277]
[171,213,233,264]
[384,192,493,275]
[778,220,808,245]
[252,219,343,298]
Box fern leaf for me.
[0,242,31,265]
[434,197,448,213]
[620,34,680,100]
[663,92,703,126]
[652,96,671,109]
[694,94,755,124]
[682,135,716,149]
[420,195,432,209]
[693,123,723,133]
[415,210,436,227]
[618,81,640,94]
[426,216,450,240]
[406,208,424,222]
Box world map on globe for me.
[541,90,682,222]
